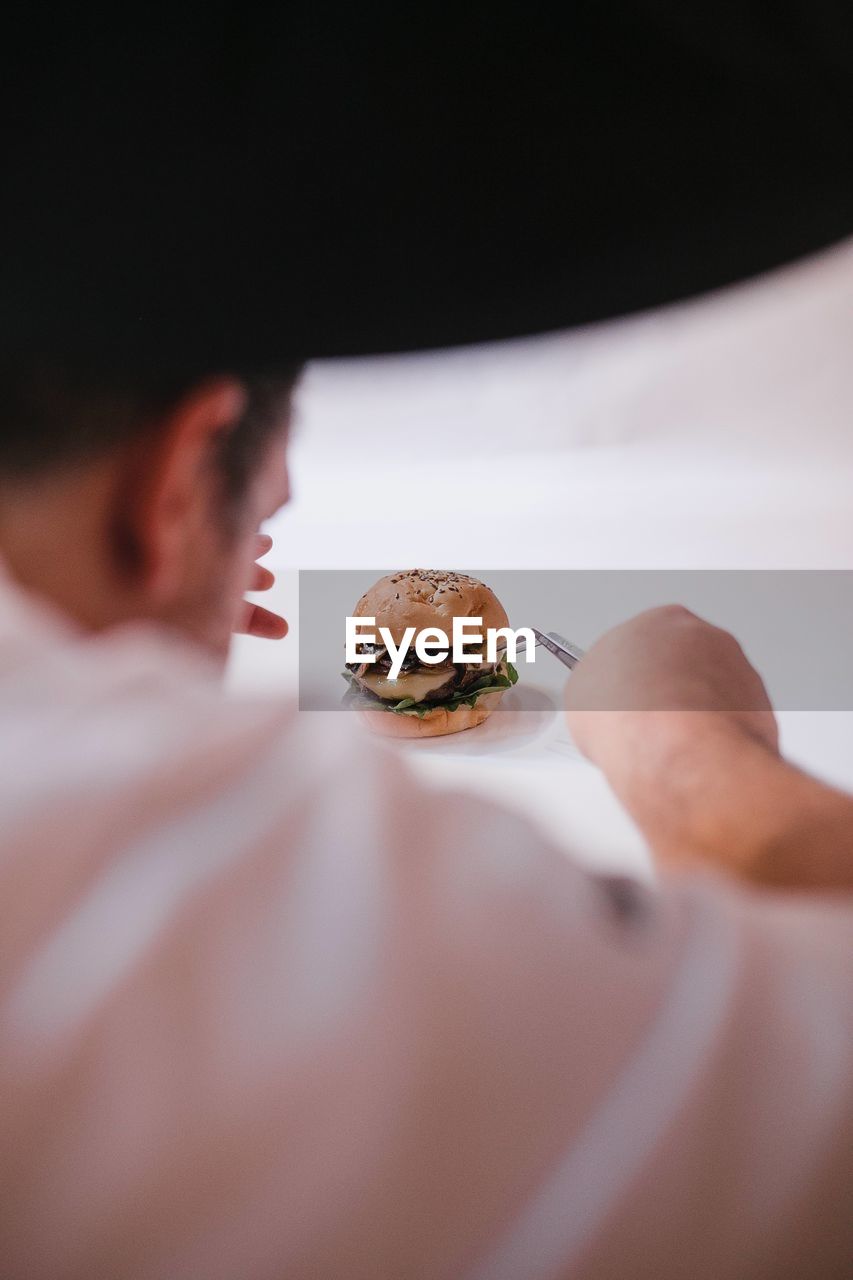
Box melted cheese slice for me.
[359,666,454,702]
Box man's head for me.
[0,360,299,661]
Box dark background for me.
[3,2,852,365]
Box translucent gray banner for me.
[298,570,853,711]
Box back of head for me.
[0,357,300,659]
[0,357,297,497]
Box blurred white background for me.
[230,235,853,873]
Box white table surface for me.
[228,236,853,876]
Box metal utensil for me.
[501,628,585,670]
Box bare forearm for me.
[565,609,853,892]
[605,717,853,892]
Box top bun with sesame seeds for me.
[352,569,509,647]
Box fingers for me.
[234,533,287,638]
[249,562,276,592]
[234,602,289,639]
[250,533,275,589]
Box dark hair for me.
[0,359,301,508]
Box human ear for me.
[115,378,246,602]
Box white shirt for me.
[0,566,851,1279]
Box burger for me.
[342,570,518,738]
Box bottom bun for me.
[358,689,505,739]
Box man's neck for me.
[0,464,131,634]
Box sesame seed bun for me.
[352,569,509,647]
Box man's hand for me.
[233,534,288,640]
[566,604,778,774]
[565,607,853,891]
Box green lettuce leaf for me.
[341,657,520,717]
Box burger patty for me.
[347,650,499,702]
